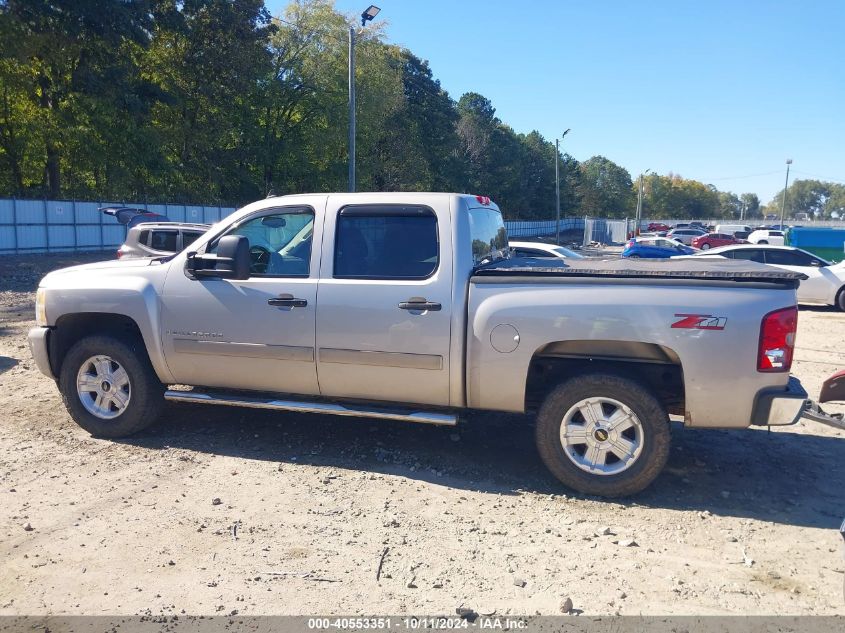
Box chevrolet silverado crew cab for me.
[29,193,809,496]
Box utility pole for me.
[779,159,792,228]
[555,129,570,244]
[348,25,356,193]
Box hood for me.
[39,257,163,286]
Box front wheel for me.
[836,287,845,312]
[535,374,671,497]
[58,335,165,438]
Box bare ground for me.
[0,253,843,617]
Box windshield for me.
[468,207,508,265]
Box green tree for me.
[740,192,760,219]
[0,0,157,197]
[577,155,634,218]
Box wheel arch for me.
[525,340,686,417]
[49,313,166,382]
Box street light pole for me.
[635,169,651,236]
[348,25,356,192]
[779,159,792,228]
[555,129,570,244]
[348,6,381,193]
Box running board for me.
[164,390,457,426]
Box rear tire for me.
[535,374,671,497]
[836,287,845,312]
[58,335,165,438]
[758,240,768,244]
[701,243,711,250]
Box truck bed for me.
[474,256,806,286]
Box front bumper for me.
[751,376,808,426]
[27,327,55,380]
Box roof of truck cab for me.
[262,192,498,207]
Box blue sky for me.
[267,0,845,202]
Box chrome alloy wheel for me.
[559,397,644,475]
[76,355,131,420]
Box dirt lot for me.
[1,253,843,616]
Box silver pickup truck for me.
[28,193,809,496]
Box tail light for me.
[758,306,797,372]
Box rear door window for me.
[334,205,438,279]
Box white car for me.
[666,227,707,245]
[700,244,845,310]
[747,229,785,246]
[509,240,585,259]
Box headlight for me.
[35,288,48,326]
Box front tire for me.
[59,335,164,438]
[535,374,671,497]
[836,287,845,312]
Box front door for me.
[160,205,322,395]
[315,198,453,406]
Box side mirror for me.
[186,235,251,280]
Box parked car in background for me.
[509,240,584,260]
[693,244,845,310]
[747,229,785,245]
[667,227,707,245]
[117,222,210,259]
[691,232,747,250]
[714,224,752,237]
[622,236,696,258]
[647,222,671,233]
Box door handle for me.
[398,297,441,312]
[268,294,308,308]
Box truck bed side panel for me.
[467,277,798,428]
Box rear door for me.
[315,196,453,406]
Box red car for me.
[691,232,747,250]
[647,222,672,232]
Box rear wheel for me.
[836,287,845,312]
[701,243,711,250]
[758,240,768,244]
[59,335,164,438]
[535,374,671,497]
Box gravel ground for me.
[0,252,843,616]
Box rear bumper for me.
[751,376,808,426]
[27,327,56,380]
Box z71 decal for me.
[671,314,727,330]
